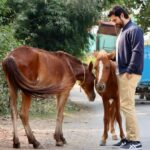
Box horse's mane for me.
[33,47,86,66]
[56,51,86,65]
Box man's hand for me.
[124,73,132,80]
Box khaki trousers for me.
[117,74,141,141]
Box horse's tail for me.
[2,57,72,98]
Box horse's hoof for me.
[33,141,41,149]
[99,141,106,146]
[13,142,21,148]
[36,144,45,149]
[56,141,64,146]
[112,134,118,140]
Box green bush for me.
[0,65,9,115]
[11,0,100,56]
[0,23,82,116]
[0,24,23,115]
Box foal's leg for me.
[54,92,69,146]
[20,92,41,149]
[100,100,110,146]
[8,83,20,148]
[115,98,125,139]
[110,102,118,140]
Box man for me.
[108,6,144,150]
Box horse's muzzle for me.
[89,92,96,101]
[95,83,106,92]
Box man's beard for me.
[116,18,124,28]
[116,21,124,28]
[116,24,123,28]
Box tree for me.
[136,0,150,32]
[9,0,100,56]
[102,0,150,32]
[0,0,18,25]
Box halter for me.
[79,63,86,86]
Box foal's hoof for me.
[56,141,64,146]
[13,142,21,148]
[112,134,118,140]
[62,139,67,144]
[99,141,106,146]
[61,137,67,144]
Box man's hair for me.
[108,5,129,19]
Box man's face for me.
[109,14,124,28]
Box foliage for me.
[0,0,149,116]
[0,24,23,59]
[103,0,150,32]
[30,97,81,117]
[10,0,100,56]
[136,0,150,32]
[0,24,23,115]
[0,0,15,25]
[114,0,150,32]
[0,66,9,115]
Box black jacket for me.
[118,20,144,75]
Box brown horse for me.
[2,46,96,149]
[94,50,125,146]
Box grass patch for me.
[29,96,81,119]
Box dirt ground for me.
[0,86,118,150]
[0,85,136,150]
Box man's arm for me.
[126,27,144,74]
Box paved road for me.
[69,85,150,150]
[0,84,150,150]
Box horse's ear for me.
[107,51,116,61]
[88,61,93,72]
[93,50,99,58]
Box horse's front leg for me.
[54,92,69,146]
[100,100,110,146]
[110,102,118,140]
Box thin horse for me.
[2,46,96,149]
[94,50,125,146]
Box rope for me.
[79,63,86,92]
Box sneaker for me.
[120,141,142,150]
[113,138,129,146]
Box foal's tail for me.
[2,57,72,98]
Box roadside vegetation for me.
[0,0,149,116]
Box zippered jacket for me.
[118,20,144,75]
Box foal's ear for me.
[107,51,116,61]
[88,61,93,72]
[93,51,99,58]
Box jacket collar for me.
[122,20,132,31]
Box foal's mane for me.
[95,50,116,82]
[96,50,108,61]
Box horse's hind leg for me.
[8,82,20,148]
[19,92,41,149]
[54,92,69,146]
